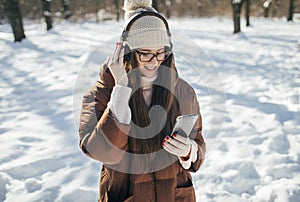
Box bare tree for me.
[4,0,26,41]
[244,0,251,26]
[0,0,5,23]
[41,0,53,30]
[113,0,120,21]
[197,0,203,16]
[263,0,272,18]
[152,0,159,11]
[61,0,72,19]
[94,0,101,22]
[231,0,243,34]
[165,0,171,18]
[287,0,294,21]
[2,0,295,24]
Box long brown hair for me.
[124,50,181,167]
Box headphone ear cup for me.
[169,42,173,51]
[123,44,131,62]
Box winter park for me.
[0,0,300,201]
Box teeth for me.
[145,66,156,70]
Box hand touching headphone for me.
[107,42,128,86]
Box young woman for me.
[78,1,206,201]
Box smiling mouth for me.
[144,66,157,71]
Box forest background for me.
[0,0,299,24]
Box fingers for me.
[163,141,180,156]
[162,134,192,157]
[113,42,123,64]
[172,133,190,145]
[108,42,128,86]
[169,138,188,151]
[119,44,124,63]
[163,135,188,151]
[112,44,118,63]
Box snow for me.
[1,17,300,201]
[232,0,242,4]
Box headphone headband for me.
[121,11,172,43]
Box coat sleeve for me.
[78,71,131,165]
[188,86,206,172]
[177,80,206,172]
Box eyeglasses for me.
[135,50,172,62]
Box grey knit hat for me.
[123,0,170,49]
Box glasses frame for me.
[135,49,172,62]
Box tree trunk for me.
[0,1,5,24]
[232,0,243,34]
[245,0,250,26]
[264,7,270,18]
[61,0,72,19]
[287,0,294,21]
[95,0,100,22]
[4,0,26,42]
[113,0,120,21]
[152,0,159,11]
[165,0,171,19]
[41,0,53,30]
[197,0,202,16]
[263,0,272,18]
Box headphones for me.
[121,11,173,61]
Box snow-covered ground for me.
[0,17,299,201]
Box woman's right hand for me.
[107,42,128,86]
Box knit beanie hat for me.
[123,0,170,49]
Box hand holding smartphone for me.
[171,114,198,137]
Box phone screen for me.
[171,114,199,137]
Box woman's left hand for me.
[162,133,192,160]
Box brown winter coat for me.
[79,61,206,202]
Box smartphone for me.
[171,114,199,137]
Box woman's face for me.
[135,47,165,78]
